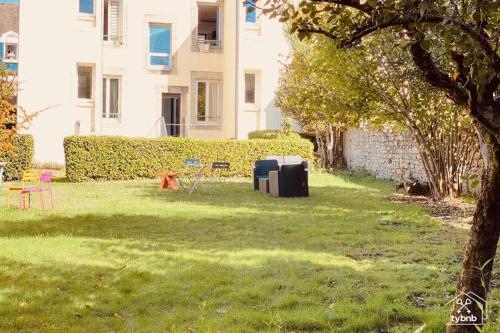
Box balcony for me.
[195,3,222,52]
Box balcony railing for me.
[195,36,222,52]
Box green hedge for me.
[0,134,34,181]
[64,136,314,182]
[248,130,302,140]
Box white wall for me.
[236,7,290,139]
[19,0,290,163]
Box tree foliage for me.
[260,1,499,331]
[0,65,17,155]
[278,33,480,198]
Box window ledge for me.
[77,100,94,107]
[103,40,125,47]
[102,120,122,127]
[147,65,173,73]
[190,123,223,131]
[77,13,96,21]
[192,46,224,54]
[243,104,259,112]
[244,23,261,31]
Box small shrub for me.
[64,136,314,182]
[0,134,34,181]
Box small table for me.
[157,172,180,191]
[259,177,270,194]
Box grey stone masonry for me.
[343,128,427,182]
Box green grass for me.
[0,172,498,332]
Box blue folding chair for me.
[179,159,207,194]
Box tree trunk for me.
[326,124,334,167]
[315,132,327,169]
[447,139,500,332]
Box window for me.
[77,66,93,100]
[4,44,17,61]
[103,0,122,41]
[149,23,171,67]
[79,0,94,14]
[197,4,221,49]
[102,77,120,119]
[245,73,256,104]
[245,0,257,23]
[196,80,220,123]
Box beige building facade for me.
[18,0,289,163]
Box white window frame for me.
[195,80,220,123]
[148,23,172,70]
[103,0,122,42]
[102,76,121,121]
[3,43,17,62]
[244,71,260,111]
[78,0,96,18]
[196,3,222,50]
[77,65,95,103]
[244,72,257,106]
[245,1,258,25]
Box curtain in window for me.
[110,79,119,118]
[197,82,207,121]
[102,78,107,118]
[78,67,92,99]
[245,73,256,104]
[79,0,94,14]
[209,81,218,122]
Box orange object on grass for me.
[157,172,180,191]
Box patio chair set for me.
[4,170,55,211]
[253,156,309,198]
[157,159,231,194]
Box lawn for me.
[0,172,498,332]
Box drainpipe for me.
[15,1,21,113]
[234,1,240,139]
[99,0,104,135]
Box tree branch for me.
[309,0,373,14]
[409,40,469,106]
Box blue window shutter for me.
[0,42,4,59]
[79,0,94,14]
[246,1,257,23]
[149,24,171,53]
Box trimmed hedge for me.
[248,130,302,140]
[64,136,314,182]
[0,134,34,181]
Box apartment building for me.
[18,0,290,163]
[0,2,19,73]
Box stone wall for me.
[343,128,427,182]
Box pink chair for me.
[19,172,54,211]
[39,172,54,210]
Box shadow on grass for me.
[0,229,449,333]
[0,175,471,332]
